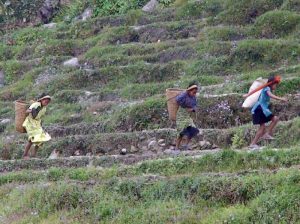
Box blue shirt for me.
[251,86,272,117]
[176,91,197,110]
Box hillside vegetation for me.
[0,0,299,223]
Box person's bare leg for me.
[250,124,266,146]
[31,145,39,158]
[171,120,177,129]
[23,141,32,159]
[183,138,192,150]
[266,116,279,136]
[175,136,183,150]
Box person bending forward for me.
[22,93,52,159]
[175,84,200,150]
[249,76,287,150]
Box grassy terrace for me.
[1,149,300,223]
[0,0,299,222]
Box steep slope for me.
[0,0,299,222]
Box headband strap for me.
[187,85,198,91]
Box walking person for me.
[22,93,52,159]
[246,76,287,150]
[175,83,200,150]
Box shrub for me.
[254,10,300,38]
[187,56,231,76]
[0,0,44,23]
[173,0,188,7]
[121,82,171,100]
[92,0,148,17]
[0,44,13,60]
[0,60,25,84]
[47,168,65,181]
[114,97,168,131]
[231,129,247,149]
[43,103,83,125]
[107,61,184,87]
[281,0,300,11]
[200,26,247,41]
[249,186,300,223]
[68,168,90,181]
[177,0,224,19]
[275,77,300,95]
[27,183,97,215]
[12,27,54,45]
[54,0,89,22]
[197,41,232,56]
[237,70,269,82]
[126,9,143,26]
[13,45,35,60]
[41,69,98,93]
[217,0,284,25]
[34,40,87,57]
[98,26,137,45]
[230,39,300,66]
[53,90,83,103]
[0,67,42,101]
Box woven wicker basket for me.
[166,88,184,121]
[15,100,28,133]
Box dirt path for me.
[0,147,295,173]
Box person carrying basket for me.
[22,93,52,159]
[174,83,200,150]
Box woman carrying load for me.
[175,83,200,150]
[22,93,52,159]
[245,76,287,150]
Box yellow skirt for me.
[23,117,51,146]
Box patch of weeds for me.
[281,0,300,11]
[113,97,168,131]
[176,0,224,19]
[43,103,83,125]
[253,10,300,38]
[0,60,26,84]
[200,26,248,41]
[0,67,43,101]
[230,39,300,67]
[11,26,55,45]
[217,0,284,25]
[231,128,247,149]
[47,168,65,181]
[67,168,90,181]
[187,56,232,76]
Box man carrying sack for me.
[174,83,200,150]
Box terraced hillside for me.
[0,0,299,223]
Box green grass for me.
[216,0,284,25]
[176,0,224,19]
[1,166,300,223]
[200,26,249,41]
[33,39,89,58]
[43,103,83,125]
[230,39,299,69]
[2,145,300,183]
[281,0,300,12]
[7,26,56,46]
[0,2,300,222]
[0,67,44,101]
[253,10,300,38]
[0,60,29,84]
